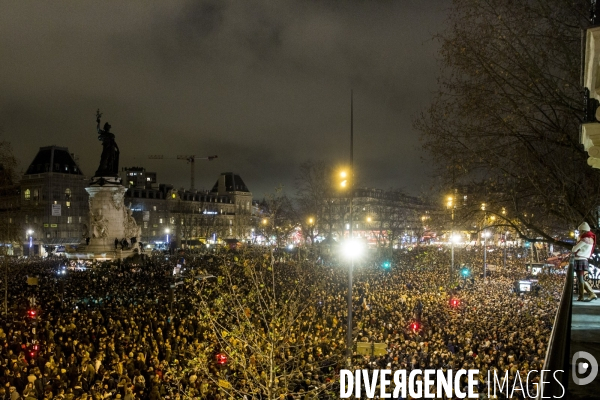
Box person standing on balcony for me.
[572,222,598,301]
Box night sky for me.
[1,0,451,198]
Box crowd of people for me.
[0,245,562,399]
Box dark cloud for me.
[0,0,450,198]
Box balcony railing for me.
[537,259,574,399]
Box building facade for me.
[122,169,254,247]
[10,149,254,254]
[20,146,89,254]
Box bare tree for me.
[174,251,335,399]
[415,0,597,248]
[295,160,337,241]
[260,186,298,247]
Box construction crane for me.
[148,155,218,191]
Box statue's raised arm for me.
[96,109,103,133]
[94,109,120,177]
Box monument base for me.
[67,237,139,261]
[65,247,138,261]
[65,175,140,261]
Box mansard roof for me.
[211,172,250,193]
[25,146,83,175]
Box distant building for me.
[0,162,22,254]
[20,146,89,255]
[2,149,254,254]
[123,170,254,247]
[120,166,158,189]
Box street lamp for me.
[338,167,354,365]
[340,171,348,188]
[165,228,170,246]
[341,237,364,260]
[307,217,315,245]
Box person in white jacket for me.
[572,222,598,301]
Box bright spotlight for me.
[341,238,365,260]
[450,234,461,244]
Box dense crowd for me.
[0,245,561,399]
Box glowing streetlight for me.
[341,238,365,260]
[366,216,372,222]
[262,218,268,225]
[340,170,348,188]
[165,228,170,244]
[308,217,314,224]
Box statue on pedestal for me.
[94,109,120,177]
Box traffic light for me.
[382,261,391,269]
[216,352,228,366]
[450,298,460,308]
[410,321,421,332]
[27,309,37,319]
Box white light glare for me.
[450,234,461,244]
[341,238,365,260]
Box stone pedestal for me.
[66,177,140,260]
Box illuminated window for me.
[24,189,31,200]
[66,201,71,207]
[159,218,163,224]
[153,206,157,211]
[152,230,156,236]
[67,216,72,224]
[171,193,176,199]
[143,222,148,228]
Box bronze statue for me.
[94,109,120,177]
